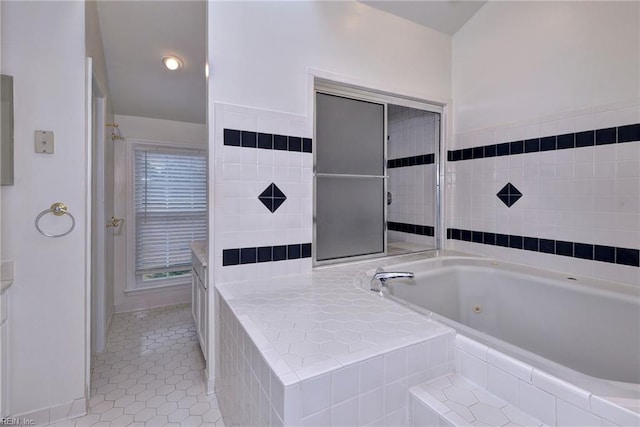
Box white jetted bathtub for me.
[361,256,640,399]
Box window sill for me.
[124,280,190,295]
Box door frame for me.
[91,70,108,354]
[84,57,93,409]
[84,56,110,407]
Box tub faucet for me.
[370,268,415,293]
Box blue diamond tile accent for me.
[497,183,522,207]
[259,183,287,213]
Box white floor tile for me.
[51,304,224,427]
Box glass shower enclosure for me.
[314,82,443,264]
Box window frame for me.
[125,138,206,292]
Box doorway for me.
[313,82,442,264]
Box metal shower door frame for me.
[313,79,444,266]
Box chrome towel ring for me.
[35,202,75,238]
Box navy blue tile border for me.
[224,128,312,153]
[387,153,435,169]
[223,243,312,266]
[447,123,640,162]
[388,221,434,237]
[447,228,639,267]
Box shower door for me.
[315,92,386,262]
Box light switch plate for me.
[35,130,54,154]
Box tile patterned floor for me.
[53,304,224,427]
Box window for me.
[133,145,206,288]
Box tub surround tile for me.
[518,381,556,426]
[409,373,544,427]
[358,387,383,425]
[387,153,435,169]
[456,335,489,361]
[215,104,312,284]
[331,364,359,405]
[448,102,640,287]
[455,336,637,427]
[300,407,331,426]
[456,349,488,389]
[387,221,435,237]
[217,251,638,426]
[407,342,429,377]
[384,408,408,426]
[486,349,533,383]
[359,355,384,394]
[222,243,312,266]
[448,122,640,162]
[618,123,640,143]
[487,365,520,407]
[557,399,602,427]
[300,374,331,418]
[258,182,287,213]
[224,128,313,154]
[448,228,640,268]
[331,396,359,426]
[532,369,591,411]
[590,395,640,427]
[496,183,523,208]
[216,251,457,426]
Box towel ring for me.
[35,202,75,238]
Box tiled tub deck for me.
[215,252,457,426]
[215,252,640,426]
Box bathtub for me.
[360,256,640,399]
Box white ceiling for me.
[96,1,206,124]
[96,1,481,125]
[361,0,487,35]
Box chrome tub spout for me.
[370,268,415,293]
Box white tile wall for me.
[388,105,438,248]
[213,103,313,283]
[447,100,640,286]
[409,373,545,427]
[215,248,467,427]
[453,335,640,427]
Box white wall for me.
[448,1,640,286]
[115,114,206,145]
[452,1,639,134]
[112,114,205,313]
[210,1,452,116]
[1,1,88,420]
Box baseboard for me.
[114,284,191,313]
[205,377,216,395]
[12,396,86,425]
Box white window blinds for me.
[134,148,207,277]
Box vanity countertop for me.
[190,240,208,268]
[216,250,472,386]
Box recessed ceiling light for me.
[163,56,183,71]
